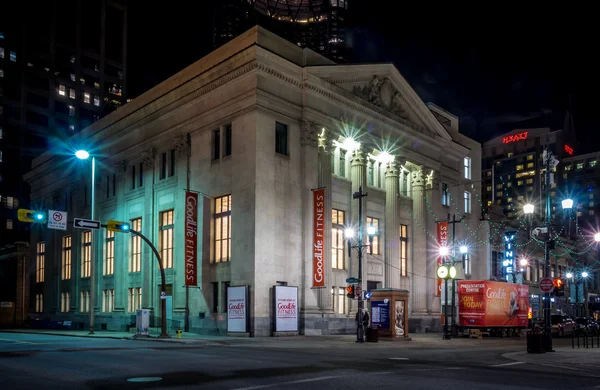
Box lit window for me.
[80,77,85,84]
[565,165,571,171]
[486,185,492,192]
[496,191,503,197]
[58,84,66,96]
[487,200,492,206]
[577,211,583,217]
[367,217,380,254]
[527,187,533,192]
[590,161,597,168]
[93,95,100,106]
[275,122,288,155]
[332,209,345,269]
[68,105,75,116]
[0,47,3,58]
[496,184,502,189]
[590,202,595,207]
[550,191,556,197]
[464,191,471,213]
[486,171,492,177]
[81,231,91,277]
[36,242,45,283]
[464,157,471,180]
[160,210,174,268]
[83,92,90,104]
[80,290,90,312]
[507,152,514,157]
[400,224,408,277]
[61,236,71,280]
[128,287,142,312]
[517,180,523,186]
[214,195,231,263]
[442,183,450,206]
[551,182,556,188]
[526,162,534,168]
[507,197,513,203]
[527,154,534,161]
[70,73,76,81]
[6,219,13,229]
[5,196,16,208]
[104,230,114,275]
[496,199,502,205]
[526,178,533,184]
[69,124,75,132]
[9,51,16,62]
[0,69,3,78]
[94,82,100,89]
[35,294,43,313]
[102,289,115,312]
[69,88,75,99]
[507,182,512,188]
[336,288,346,314]
[70,56,76,64]
[130,218,142,272]
[0,126,3,139]
[60,292,70,313]
[516,165,524,171]
[577,163,584,169]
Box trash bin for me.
[366,327,379,342]
[526,330,544,353]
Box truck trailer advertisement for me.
[458,280,529,327]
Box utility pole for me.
[353,186,368,343]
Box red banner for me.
[458,281,529,327]
[312,189,325,288]
[436,222,448,296]
[184,191,198,286]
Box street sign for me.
[160,291,167,300]
[539,277,555,293]
[47,210,67,230]
[346,277,359,283]
[74,218,101,230]
[355,285,362,298]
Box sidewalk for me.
[504,346,600,374]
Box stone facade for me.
[23,27,486,336]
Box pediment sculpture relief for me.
[352,76,409,120]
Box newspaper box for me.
[136,309,149,336]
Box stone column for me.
[426,170,441,314]
[317,130,334,312]
[350,149,367,314]
[411,166,428,313]
[301,121,320,315]
[384,161,400,288]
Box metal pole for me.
[357,186,364,343]
[450,215,456,336]
[544,150,553,352]
[575,282,579,317]
[131,229,168,337]
[443,276,449,339]
[89,157,96,334]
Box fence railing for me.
[572,330,600,348]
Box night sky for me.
[128,3,599,153]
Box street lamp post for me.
[75,150,96,335]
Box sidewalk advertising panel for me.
[227,286,248,333]
[371,300,390,329]
[458,280,529,327]
[274,286,298,332]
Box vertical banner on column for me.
[312,189,325,288]
[436,221,448,296]
[184,191,198,286]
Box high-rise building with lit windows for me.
[0,0,127,247]
[212,0,350,62]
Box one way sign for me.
[73,218,101,230]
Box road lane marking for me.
[0,338,39,345]
[490,361,526,367]
[389,357,409,360]
[231,375,342,390]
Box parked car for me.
[575,317,600,335]
[551,315,576,337]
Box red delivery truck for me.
[458,280,529,329]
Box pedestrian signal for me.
[106,220,131,233]
[346,285,355,298]
[17,209,46,223]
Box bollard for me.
[176,329,182,339]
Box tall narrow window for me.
[213,128,220,160]
[332,209,346,269]
[61,236,72,280]
[112,174,116,197]
[131,164,136,190]
[400,224,408,277]
[106,175,110,198]
[169,149,175,177]
[159,210,174,268]
[35,294,43,313]
[366,217,380,255]
[214,195,232,263]
[128,287,142,312]
[80,290,90,312]
[337,287,346,314]
[464,191,471,214]
[58,84,66,96]
[104,230,115,275]
[275,122,288,155]
[464,157,471,180]
[339,152,346,177]
[83,92,91,104]
[224,124,232,157]
[367,162,374,186]
[36,242,45,283]
[102,289,115,312]
[139,163,144,187]
[60,292,70,313]
[130,218,142,272]
[442,183,449,206]
[160,152,167,179]
[81,231,91,277]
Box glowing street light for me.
[75,149,90,160]
[344,228,355,239]
[523,203,534,215]
[519,258,528,267]
[566,272,574,279]
[562,198,574,210]
[439,246,449,257]
[459,245,468,254]
[582,272,589,278]
[367,223,377,236]
[595,232,600,242]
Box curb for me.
[0,329,128,340]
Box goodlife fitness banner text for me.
[436,222,448,296]
[312,189,325,288]
[457,280,529,327]
[184,191,198,286]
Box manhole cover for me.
[127,377,163,383]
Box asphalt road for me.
[0,333,598,389]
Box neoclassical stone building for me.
[24,27,487,336]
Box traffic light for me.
[17,209,46,223]
[553,278,565,297]
[106,220,131,233]
[346,285,355,298]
